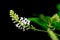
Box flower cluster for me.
[10,10,30,31]
[15,17,30,31]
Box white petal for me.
[22,27,25,31]
[24,18,27,20]
[23,29,25,31]
[18,26,21,29]
[20,17,23,20]
[15,24,19,27]
[27,20,30,25]
[27,22,30,25]
[27,20,30,22]
[22,20,27,24]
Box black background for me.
[0,0,60,40]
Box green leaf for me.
[39,14,46,21]
[55,22,60,30]
[39,14,51,24]
[52,20,60,30]
[28,18,48,30]
[45,16,51,23]
[57,12,60,18]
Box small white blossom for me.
[15,24,19,27]
[26,20,30,25]
[20,17,30,25]
[15,24,21,28]
[20,17,23,20]
[22,20,27,24]
[24,18,27,20]
[15,17,30,31]
[22,27,25,31]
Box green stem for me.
[30,25,60,40]
[30,25,47,32]
[55,33,60,37]
[47,28,59,40]
[33,28,47,32]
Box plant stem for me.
[47,28,59,40]
[55,33,60,37]
[33,29,47,32]
[30,25,60,40]
[30,25,47,32]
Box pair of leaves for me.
[28,13,60,31]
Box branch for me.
[47,28,59,40]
